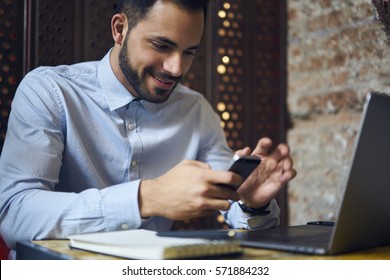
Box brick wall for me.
[287,0,390,224]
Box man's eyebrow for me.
[153,36,200,51]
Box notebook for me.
[159,93,390,255]
[68,229,242,259]
[234,92,390,255]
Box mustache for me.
[148,69,182,83]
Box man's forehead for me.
[131,1,204,47]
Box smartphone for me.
[224,154,261,189]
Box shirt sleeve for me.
[0,71,142,249]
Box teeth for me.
[153,75,171,84]
[155,76,169,84]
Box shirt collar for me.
[98,50,158,114]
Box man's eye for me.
[153,42,169,51]
[184,50,196,56]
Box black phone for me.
[224,155,261,189]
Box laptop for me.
[160,93,390,255]
[233,92,390,255]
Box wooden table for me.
[16,239,390,260]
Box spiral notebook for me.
[68,229,242,259]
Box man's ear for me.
[111,13,128,45]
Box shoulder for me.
[18,60,100,103]
[27,60,99,83]
[14,61,98,116]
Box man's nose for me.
[163,53,183,78]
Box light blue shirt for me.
[0,51,279,250]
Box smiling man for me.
[0,0,296,256]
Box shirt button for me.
[121,224,129,230]
[128,124,135,131]
[131,160,137,167]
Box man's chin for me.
[143,90,172,103]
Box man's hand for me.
[235,137,297,208]
[138,160,241,220]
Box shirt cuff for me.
[224,199,280,230]
[101,180,142,231]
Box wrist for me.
[138,179,155,218]
[238,201,271,215]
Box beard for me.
[118,37,181,104]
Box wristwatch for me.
[238,201,270,216]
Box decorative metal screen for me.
[213,0,246,150]
[251,0,289,145]
[211,0,288,151]
[0,0,24,151]
[28,0,118,68]
[30,0,76,66]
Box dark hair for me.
[116,0,210,31]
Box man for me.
[0,0,296,253]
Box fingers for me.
[190,167,241,213]
[264,144,292,174]
[279,169,297,185]
[177,161,241,210]
[183,160,242,200]
[234,147,251,157]
[254,140,296,184]
[144,160,239,220]
[203,169,241,201]
[208,168,242,185]
[282,153,294,172]
[252,137,273,156]
[184,185,237,216]
[273,145,295,180]
[208,184,240,202]
[272,150,296,184]
[196,194,236,213]
[251,137,290,160]
[271,143,290,160]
